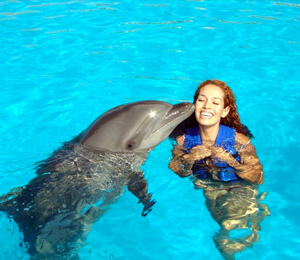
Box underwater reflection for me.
[195,180,270,260]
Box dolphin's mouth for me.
[146,102,194,139]
[167,102,194,123]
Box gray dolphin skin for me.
[0,100,194,259]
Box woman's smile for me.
[200,111,214,118]
[195,84,229,127]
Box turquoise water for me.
[1,0,300,259]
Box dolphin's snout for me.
[183,102,194,110]
[165,102,194,125]
[172,102,195,114]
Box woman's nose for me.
[203,100,210,109]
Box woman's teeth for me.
[201,112,213,118]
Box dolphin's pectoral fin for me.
[141,198,156,217]
[127,171,156,217]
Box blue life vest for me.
[184,124,241,182]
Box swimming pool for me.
[1,0,299,259]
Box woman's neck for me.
[199,124,220,145]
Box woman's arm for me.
[210,133,264,184]
[234,133,264,184]
[168,135,193,177]
[169,135,213,177]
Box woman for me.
[169,79,264,185]
[169,80,269,260]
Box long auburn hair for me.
[187,79,253,138]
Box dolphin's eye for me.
[127,142,134,150]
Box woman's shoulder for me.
[235,132,251,146]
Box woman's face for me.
[194,84,230,127]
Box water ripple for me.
[123,20,194,25]
[0,10,40,16]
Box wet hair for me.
[187,79,253,138]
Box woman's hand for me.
[183,145,212,163]
[210,146,240,168]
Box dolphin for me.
[0,100,194,259]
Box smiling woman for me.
[169,79,263,184]
[168,79,269,259]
